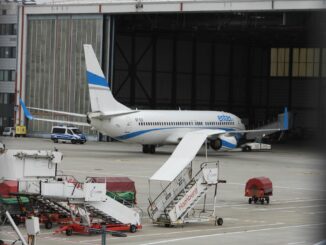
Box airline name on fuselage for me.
[217,115,233,122]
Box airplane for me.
[20,44,288,154]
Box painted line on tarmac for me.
[139,222,326,245]
[136,198,326,211]
[228,182,326,192]
[80,222,284,243]
[254,204,326,211]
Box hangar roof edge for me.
[22,0,326,15]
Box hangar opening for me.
[112,12,326,138]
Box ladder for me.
[148,162,222,226]
[86,196,141,226]
[33,196,71,216]
[84,203,123,225]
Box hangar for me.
[15,0,326,139]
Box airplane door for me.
[124,116,133,133]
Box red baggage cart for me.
[245,177,273,204]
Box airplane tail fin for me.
[283,107,289,130]
[83,44,130,113]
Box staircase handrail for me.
[162,163,209,216]
[148,161,218,220]
[147,167,191,220]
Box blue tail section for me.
[86,71,110,88]
[283,107,288,130]
[19,98,33,120]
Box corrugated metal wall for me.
[25,15,103,134]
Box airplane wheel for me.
[142,145,149,153]
[150,145,156,154]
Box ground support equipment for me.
[148,162,225,227]
[245,177,273,204]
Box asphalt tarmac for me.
[0,137,325,245]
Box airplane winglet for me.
[19,98,34,120]
[283,107,288,130]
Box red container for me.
[0,180,18,197]
[245,177,272,204]
[91,177,136,203]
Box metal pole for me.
[101,224,106,245]
[205,139,207,160]
[5,211,28,245]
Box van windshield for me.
[4,127,11,132]
[72,129,82,134]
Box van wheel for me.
[71,139,76,144]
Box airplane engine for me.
[210,135,237,151]
[210,138,222,150]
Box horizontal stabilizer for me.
[31,118,89,127]
[19,98,89,127]
[27,107,86,118]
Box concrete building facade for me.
[0,1,17,131]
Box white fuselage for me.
[90,110,245,145]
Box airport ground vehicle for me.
[2,127,15,137]
[15,126,27,137]
[245,177,273,204]
[51,125,86,144]
[241,142,271,152]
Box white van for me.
[51,125,87,144]
[2,127,15,137]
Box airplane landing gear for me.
[142,145,156,154]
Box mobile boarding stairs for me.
[148,162,225,226]
[22,179,141,228]
[0,147,141,229]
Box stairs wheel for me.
[45,221,53,229]
[66,228,73,236]
[216,217,223,226]
[130,225,137,233]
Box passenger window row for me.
[138,121,235,126]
